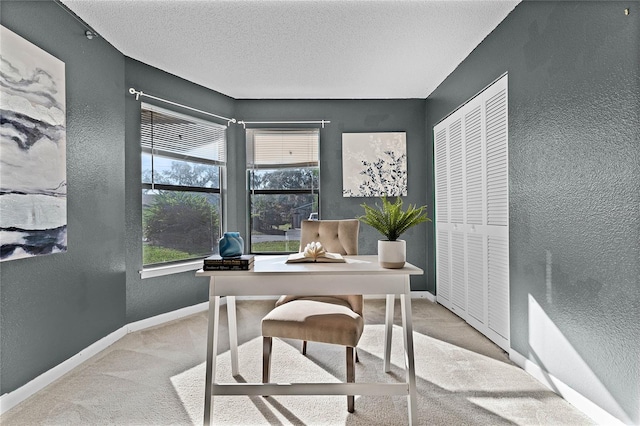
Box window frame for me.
[139,102,226,272]
[246,128,320,254]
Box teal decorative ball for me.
[219,232,244,258]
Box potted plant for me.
[358,196,431,268]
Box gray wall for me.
[123,58,236,323]
[0,1,238,395]
[426,2,639,423]
[235,99,430,291]
[1,1,127,394]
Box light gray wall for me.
[426,2,639,423]
[235,99,431,291]
[1,1,126,394]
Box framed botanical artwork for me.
[342,132,407,197]
[0,25,67,261]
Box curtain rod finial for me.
[129,87,141,100]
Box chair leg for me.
[301,340,307,355]
[346,346,355,413]
[263,337,272,392]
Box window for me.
[247,129,319,253]
[141,103,226,266]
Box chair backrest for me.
[290,219,362,315]
[299,219,359,255]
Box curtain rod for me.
[129,88,330,129]
[129,88,237,126]
[238,120,330,129]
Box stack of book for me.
[203,254,255,271]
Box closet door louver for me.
[433,74,509,352]
[486,89,508,227]
[488,235,510,341]
[465,105,483,226]
[449,119,464,225]
[450,232,466,315]
[436,230,451,305]
[466,233,485,324]
[435,128,449,223]
[434,126,451,310]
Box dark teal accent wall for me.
[0,1,126,394]
[236,99,430,291]
[123,58,236,323]
[426,1,639,422]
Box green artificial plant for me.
[358,196,431,241]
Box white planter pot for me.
[378,239,406,269]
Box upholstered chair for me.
[261,219,363,412]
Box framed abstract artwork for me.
[342,132,407,197]
[0,25,67,261]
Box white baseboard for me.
[0,290,433,415]
[410,291,436,302]
[0,302,209,415]
[509,349,627,426]
[0,326,126,415]
[362,291,436,302]
[126,302,209,333]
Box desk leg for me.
[384,294,395,373]
[204,292,220,426]
[401,278,417,425]
[227,296,239,376]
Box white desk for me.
[196,255,423,425]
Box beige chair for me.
[261,219,363,412]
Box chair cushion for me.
[275,294,363,316]
[262,297,364,347]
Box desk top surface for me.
[196,255,423,277]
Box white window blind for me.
[141,103,226,165]
[246,129,319,168]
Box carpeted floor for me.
[1,298,594,425]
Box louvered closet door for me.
[434,125,452,309]
[433,74,509,352]
[463,102,487,330]
[483,78,510,350]
[448,117,467,318]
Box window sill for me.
[140,259,204,279]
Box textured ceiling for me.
[61,0,520,99]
